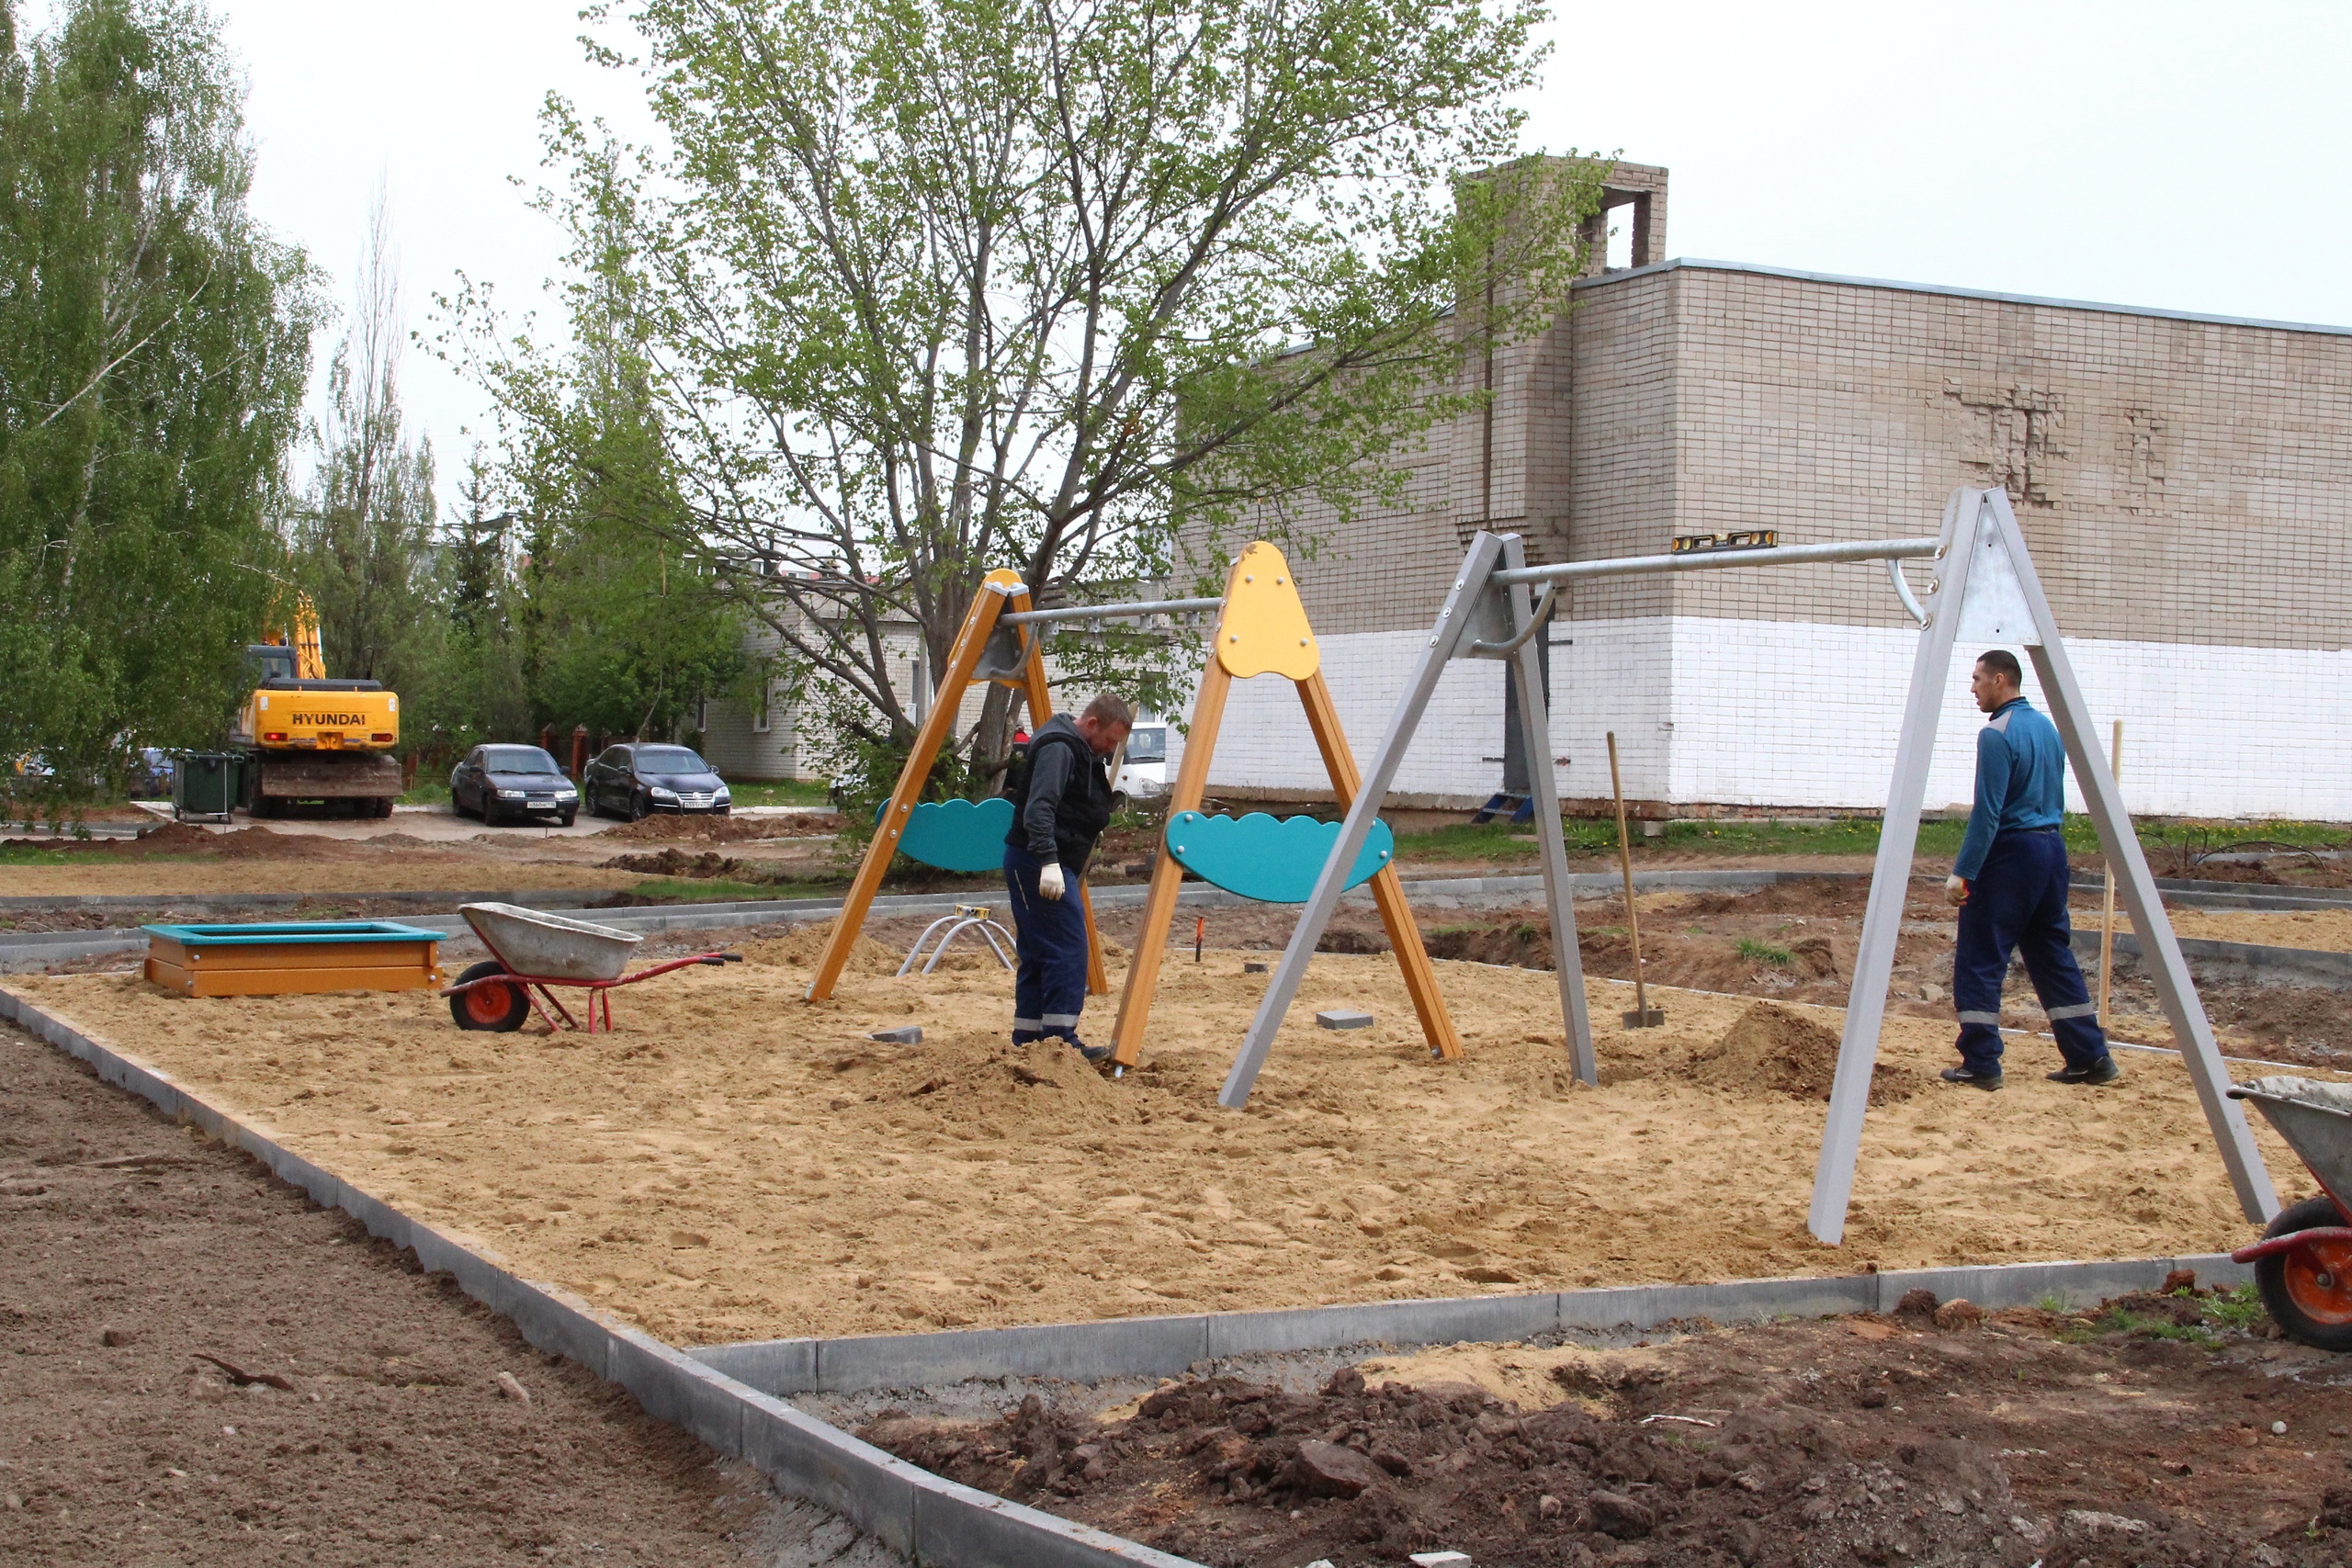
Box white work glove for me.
[1037,861,1067,901]
[1944,874,1968,908]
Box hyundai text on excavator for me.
[232,593,402,818]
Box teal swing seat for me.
[875,795,1017,874]
[1162,811,1395,905]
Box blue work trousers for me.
[1003,846,1089,1043]
[1953,829,2110,1074]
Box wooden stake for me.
[1608,732,1661,1027]
[2098,719,2122,1021]
[1109,661,1231,1066]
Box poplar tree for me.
[0,0,316,799]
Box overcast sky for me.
[175,0,2352,512]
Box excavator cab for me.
[246,643,300,687]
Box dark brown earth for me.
[864,1285,2352,1568]
[0,1018,778,1567]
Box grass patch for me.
[1736,938,1794,966]
[2199,1282,2268,1334]
[722,779,834,807]
[0,843,74,864]
[627,876,835,904]
[1389,811,2345,867]
[399,780,451,806]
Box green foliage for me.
[0,0,319,800]
[448,0,1598,800]
[1736,938,1794,967]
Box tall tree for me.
[0,0,318,798]
[288,190,435,685]
[449,0,1600,793]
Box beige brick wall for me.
[1234,257,2352,653]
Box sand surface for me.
[6,932,2321,1349]
[2143,907,2352,953]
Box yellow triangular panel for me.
[1212,542,1318,680]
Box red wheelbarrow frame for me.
[443,952,741,1033]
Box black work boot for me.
[1939,1065,2005,1091]
[2047,1056,2122,1086]
[1067,1038,1111,1064]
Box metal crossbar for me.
[1489,536,1942,587]
[997,596,1225,626]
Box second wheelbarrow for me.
[444,902,739,1033]
[2226,1076,2352,1350]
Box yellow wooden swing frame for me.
[802,542,1462,1071]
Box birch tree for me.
[448,0,1600,792]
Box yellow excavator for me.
[230,592,402,818]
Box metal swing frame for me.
[1216,488,2277,1249]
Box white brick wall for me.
[1168,620,2352,820]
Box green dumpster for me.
[173,752,240,822]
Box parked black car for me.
[582,743,730,820]
[449,744,580,827]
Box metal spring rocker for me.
[896,904,1015,977]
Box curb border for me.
[693,1254,2250,1398]
[0,985,1196,1568]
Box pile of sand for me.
[1680,1001,1920,1105]
[739,919,903,976]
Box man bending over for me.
[1002,693,1131,1062]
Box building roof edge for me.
[1572,256,2352,339]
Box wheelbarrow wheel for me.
[449,961,530,1032]
[2254,1195,2352,1351]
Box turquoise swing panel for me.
[1163,811,1395,905]
[876,796,1017,874]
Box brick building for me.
[1177,160,2352,820]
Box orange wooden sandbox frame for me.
[142,920,445,998]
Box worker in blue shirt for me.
[1939,649,2120,1091]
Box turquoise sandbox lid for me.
[141,920,444,946]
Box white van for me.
[1114,721,1169,804]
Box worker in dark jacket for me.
[1002,693,1132,1060]
[1940,649,2120,1091]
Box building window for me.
[695,697,707,731]
[752,685,772,734]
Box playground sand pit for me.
[1,933,2321,1349]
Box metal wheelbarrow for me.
[2227,1076,2352,1350]
[443,902,740,1034]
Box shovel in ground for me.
[1609,732,1664,1028]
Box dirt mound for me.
[738,919,901,976]
[127,822,222,853]
[600,848,797,884]
[865,1283,2325,1568]
[598,812,841,844]
[863,1363,2022,1568]
[1681,1000,1918,1104]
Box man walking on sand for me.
[1939,649,2120,1092]
[1002,693,1132,1063]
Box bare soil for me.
[595,813,843,844]
[861,1284,2352,1568]
[0,1017,780,1567]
